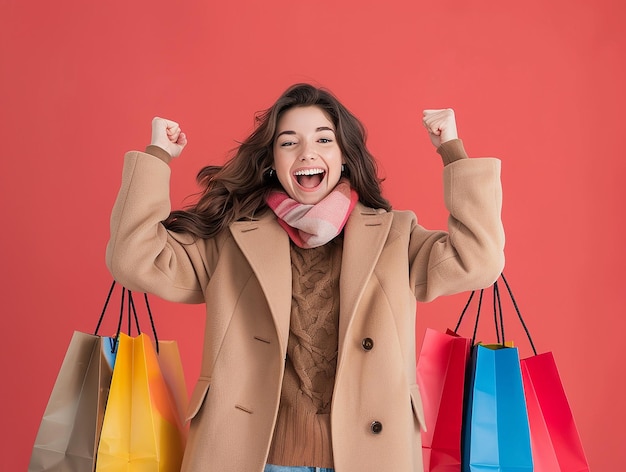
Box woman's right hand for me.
[151,117,188,158]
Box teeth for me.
[294,168,325,176]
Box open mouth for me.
[294,168,326,189]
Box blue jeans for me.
[264,465,334,472]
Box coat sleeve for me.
[409,157,505,302]
[105,151,210,303]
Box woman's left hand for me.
[423,108,458,148]
[151,117,188,158]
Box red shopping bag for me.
[521,352,589,471]
[417,328,471,471]
[498,275,590,472]
[417,290,487,471]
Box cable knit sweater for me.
[266,238,343,467]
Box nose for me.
[300,142,318,161]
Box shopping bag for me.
[461,277,533,472]
[492,274,590,471]
[520,352,590,471]
[29,281,123,472]
[157,339,190,427]
[462,343,533,472]
[417,327,471,472]
[28,332,117,472]
[95,325,187,471]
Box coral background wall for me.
[2,0,624,469]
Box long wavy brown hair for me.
[163,83,391,238]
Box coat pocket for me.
[409,384,427,431]
[185,376,211,422]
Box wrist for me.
[437,139,468,165]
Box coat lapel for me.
[229,205,393,361]
[339,204,393,352]
[230,215,292,356]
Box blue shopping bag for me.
[460,276,533,472]
[462,343,533,472]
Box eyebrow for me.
[276,126,335,138]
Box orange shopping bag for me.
[95,290,188,472]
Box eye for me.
[318,138,333,144]
[280,141,296,147]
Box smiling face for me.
[272,106,344,205]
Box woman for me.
[106,83,504,472]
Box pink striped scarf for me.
[265,179,358,248]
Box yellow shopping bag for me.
[95,332,187,471]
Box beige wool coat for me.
[106,149,505,472]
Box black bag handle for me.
[454,287,495,345]
[454,288,483,345]
[94,280,160,354]
[455,273,537,355]
[499,273,537,355]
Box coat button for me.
[361,337,374,351]
[370,421,383,434]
